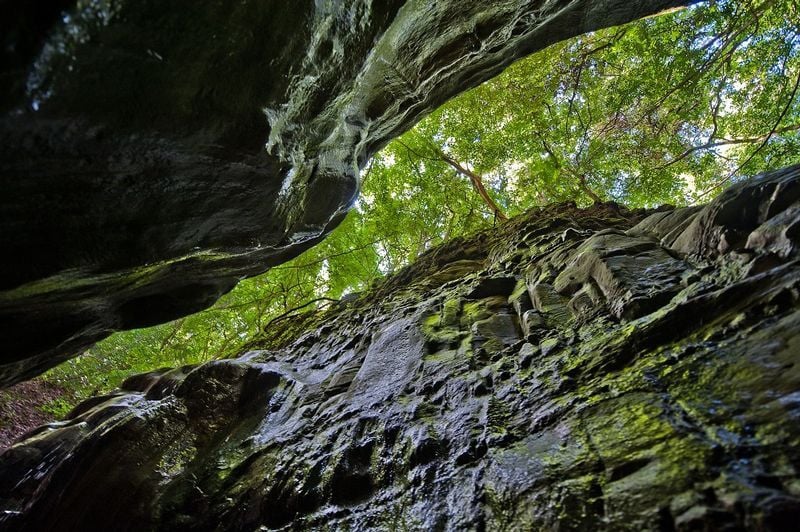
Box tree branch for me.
[400,136,509,221]
[262,297,339,332]
[700,66,800,197]
[577,173,603,204]
[659,123,800,170]
[438,152,509,221]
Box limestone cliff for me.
[0,0,693,386]
[1,165,799,530]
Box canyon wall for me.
[1,166,798,530]
[0,0,691,386]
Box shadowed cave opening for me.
[1,0,800,530]
[5,0,795,424]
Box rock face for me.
[2,165,799,530]
[0,0,692,387]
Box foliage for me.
[403,0,800,209]
[40,0,800,413]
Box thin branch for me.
[438,153,509,221]
[400,136,509,220]
[658,123,800,170]
[536,132,602,203]
[537,133,560,166]
[633,1,771,130]
[262,297,339,332]
[730,74,800,174]
[273,238,387,270]
[157,319,185,352]
[565,52,587,138]
[700,67,800,197]
[395,139,440,162]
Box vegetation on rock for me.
[36,0,800,417]
[2,2,800,528]
[2,0,693,387]
[2,165,799,530]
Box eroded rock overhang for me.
[0,0,692,386]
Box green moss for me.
[420,313,442,338]
[0,250,232,302]
[156,435,198,477]
[487,396,510,437]
[485,484,524,531]
[441,297,462,327]
[424,349,458,362]
[461,301,492,324]
[413,401,440,420]
[421,306,467,349]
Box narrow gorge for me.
[2,166,800,529]
[0,0,691,386]
[2,1,799,530]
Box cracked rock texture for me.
[2,165,800,530]
[0,0,691,386]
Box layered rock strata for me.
[0,0,692,386]
[1,165,799,530]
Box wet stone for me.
[1,167,800,530]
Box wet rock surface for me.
[2,165,799,531]
[0,0,691,386]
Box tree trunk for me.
[578,173,604,203]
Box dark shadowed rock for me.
[1,166,799,530]
[0,0,694,387]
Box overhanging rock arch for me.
[0,0,692,386]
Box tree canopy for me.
[41,0,800,413]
